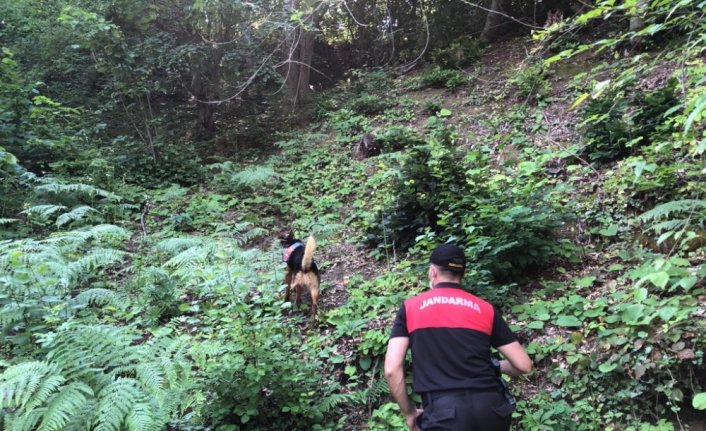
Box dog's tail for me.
[302,236,316,272]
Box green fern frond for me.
[55,205,101,228]
[73,288,124,309]
[21,204,67,217]
[229,165,279,189]
[153,237,204,253]
[0,361,61,410]
[36,382,93,431]
[640,199,706,223]
[163,244,215,269]
[116,203,140,211]
[0,302,27,327]
[24,374,66,411]
[366,378,390,403]
[35,181,119,201]
[94,378,146,431]
[45,224,130,250]
[134,362,165,393]
[126,402,158,431]
[648,219,687,233]
[319,392,360,412]
[46,325,132,379]
[0,217,19,225]
[4,407,43,431]
[63,248,125,285]
[310,222,345,240]
[233,226,266,246]
[60,398,98,431]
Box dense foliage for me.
[1,0,705,429]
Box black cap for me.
[430,243,466,273]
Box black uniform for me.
[390,282,517,431]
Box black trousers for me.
[418,389,514,431]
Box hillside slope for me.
[1,12,705,431]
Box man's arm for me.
[384,337,418,429]
[497,341,532,377]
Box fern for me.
[163,244,216,269]
[95,378,146,431]
[21,204,67,218]
[639,199,706,249]
[55,205,101,228]
[153,236,204,253]
[0,324,194,431]
[0,217,19,225]
[0,361,61,410]
[640,199,706,225]
[229,165,279,189]
[319,391,361,413]
[231,222,266,246]
[35,181,119,201]
[36,382,93,431]
[73,288,124,309]
[65,248,126,283]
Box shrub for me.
[367,129,467,251]
[432,36,486,68]
[347,93,397,115]
[581,78,678,162]
[407,67,468,91]
[511,61,551,102]
[376,126,426,152]
[368,136,571,283]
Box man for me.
[385,244,532,431]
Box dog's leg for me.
[295,284,303,306]
[310,286,319,318]
[284,269,293,302]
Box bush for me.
[368,134,571,283]
[367,128,467,251]
[407,67,468,91]
[347,93,397,115]
[581,78,678,162]
[432,36,486,68]
[376,125,426,152]
[511,61,551,102]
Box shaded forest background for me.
[1,0,705,430]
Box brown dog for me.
[282,235,320,317]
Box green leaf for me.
[646,272,670,289]
[694,392,706,410]
[658,307,677,322]
[555,315,582,327]
[677,276,697,291]
[684,94,706,135]
[598,225,618,236]
[570,92,589,110]
[620,304,645,324]
[359,356,372,371]
[438,108,452,117]
[527,321,545,329]
[633,287,648,301]
[598,362,618,373]
[574,276,596,288]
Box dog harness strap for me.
[283,242,303,262]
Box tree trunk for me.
[480,0,506,41]
[285,0,322,107]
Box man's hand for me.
[405,408,423,431]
